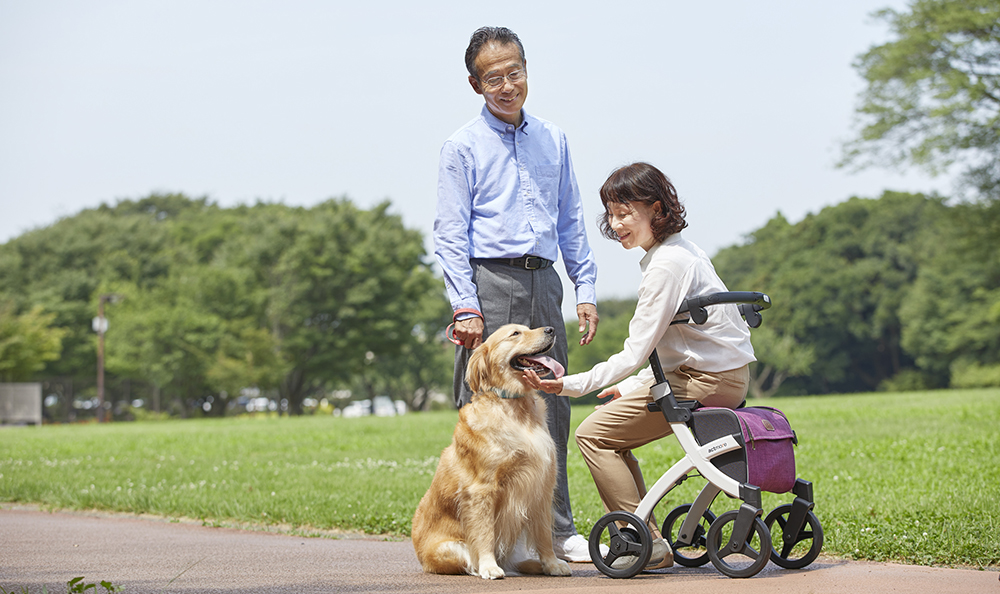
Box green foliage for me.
[714,192,948,394]
[66,577,122,593]
[840,0,1000,199]
[0,196,183,379]
[569,189,1000,398]
[0,576,123,594]
[742,324,817,398]
[565,298,637,404]
[899,199,1000,384]
[0,302,66,382]
[345,285,454,411]
[950,360,1000,388]
[0,194,451,417]
[2,391,998,568]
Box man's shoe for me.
[554,534,605,563]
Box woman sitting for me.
[523,162,756,569]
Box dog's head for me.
[466,324,565,397]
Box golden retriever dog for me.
[411,324,571,580]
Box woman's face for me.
[607,200,659,251]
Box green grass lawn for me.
[2,389,997,569]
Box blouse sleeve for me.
[559,259,693,397]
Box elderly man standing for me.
[433,26,600,562]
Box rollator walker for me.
[587,292,823,579]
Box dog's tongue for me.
[524,355,565,379]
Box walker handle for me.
[650,291,772,384]
[678,291,771,325]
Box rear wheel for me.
[662,504,716,567]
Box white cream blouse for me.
[559,233,756,398]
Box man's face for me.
[469,42,528,126]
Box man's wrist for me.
[453,307,483,322]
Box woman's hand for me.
[594,385,622,409]
[522,369,565,395]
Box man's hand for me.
[577,303,599,346]
[454,316,484,350]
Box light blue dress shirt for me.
[433,106,598,314]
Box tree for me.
[840,0,1000,200]
[713,192,945,394]
[743,325,816,398]
[344,286,453,412]
[0,193,453,418]
[220,199,446,415]
[899,198,1000,386]
[0,302,66,382]
[564,298,638,405]
[0,194,203,384]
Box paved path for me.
[1,506,996,593]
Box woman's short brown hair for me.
[598,162,688,243]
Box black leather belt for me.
[476,256,553,270]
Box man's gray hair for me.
[464,26,525,79]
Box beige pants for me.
[574,365,750,536]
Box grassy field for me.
[2,389,998,569]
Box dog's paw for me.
[478,564,505,580]
[542,558,572,577]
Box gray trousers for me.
[453,260,577,538]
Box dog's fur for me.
[411,324,572,580]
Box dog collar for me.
[489,388,524,400]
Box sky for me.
[0,0,954,318]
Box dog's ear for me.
[466,343,490,394]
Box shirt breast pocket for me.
[534,163,561,206]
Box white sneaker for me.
[554,533,606,563]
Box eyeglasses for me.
[481,69,525,91]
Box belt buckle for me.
[523,256,542,270]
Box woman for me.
[523,162,755,569]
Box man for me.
[433,26,600,563]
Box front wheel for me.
[705,510,771,578]
[764,504,824,569]
[588,511,653,579]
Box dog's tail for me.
[419,539,474,575]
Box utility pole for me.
[93,293,120,423]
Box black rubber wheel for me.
[588,511,653,579]
[705,510,772,578]
[662,504,717,567]
[764,504,824,569]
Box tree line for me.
[565,191,1000,399]
[3,188,998,417]
[0,195,453,419]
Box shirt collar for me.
[640,233,682,270]
[480,105,529,137]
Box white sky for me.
[0,0,954,318]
